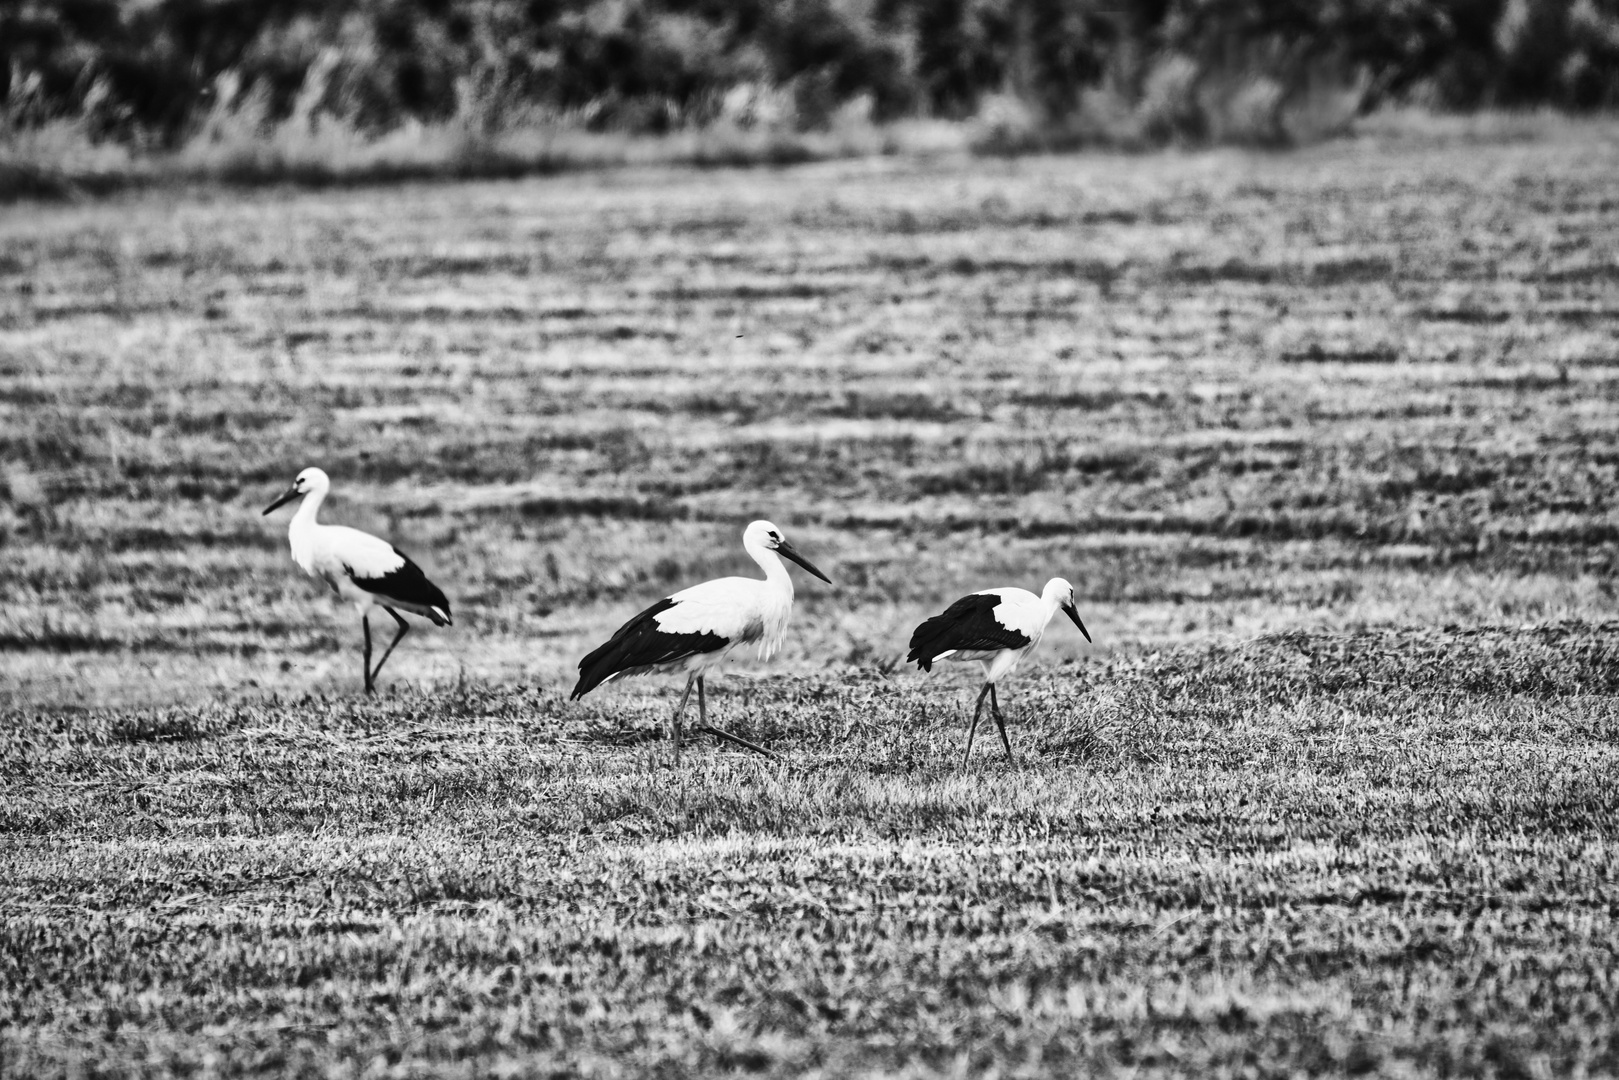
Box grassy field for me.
[3,128,1619,1076]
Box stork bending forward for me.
[263,467,452,694]
[907,577,1091,766]
[571,520,831,758]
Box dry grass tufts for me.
[4,130,1619,1076]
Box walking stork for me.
[907,578,1091,766]
[571,520,831,757]
[263,467,452,694]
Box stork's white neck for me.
[291,486,326,528]
[742,534,796,660]
[287,486,326,571]
[1032,586,1069,635]
[745,536,794,598]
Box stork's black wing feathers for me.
[345,549,452,626]
[571,597,728,699]
[906,592,1032,672]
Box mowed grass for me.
[4,130,1619,1075]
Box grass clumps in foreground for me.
[3,626,1618,1076]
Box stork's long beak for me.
[1063,602,1092,643]
[776,540,832,584]
[262,486,300,515]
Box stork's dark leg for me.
[961,683,992,767]
[989,683,1015,764]
[362,615,374,695]
[669,673,697,759]
[367,607,411,689]
[696,675,778,759]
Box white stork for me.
[906,578,1091,766]
[571,520,831,757]
[262,467,452,694]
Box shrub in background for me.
[2,0,1617,195]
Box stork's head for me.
[263,467,330,515]
[745,519,832,584]
[1043,577,1091,642]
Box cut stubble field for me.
[3,129,1619,1076]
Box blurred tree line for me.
[5,0,1619,145]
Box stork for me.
[571,520,831,758]
[906,578,1091,766]
[262,467,452,694]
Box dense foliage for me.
[5,0,1619,145]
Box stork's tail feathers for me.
[572,637,628,700]
[354,552,452,627]
[573,597,729,700]
[413,584,452,627]
[572,604,661,700]
[906,614,954,673]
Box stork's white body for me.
[619,535,799,680]
[264,467,451,694]
[571,520,831,757]
[928,586,1062,682]
[286,501,448,624]
[932,586,1042,680]
[908,576,1091,765]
